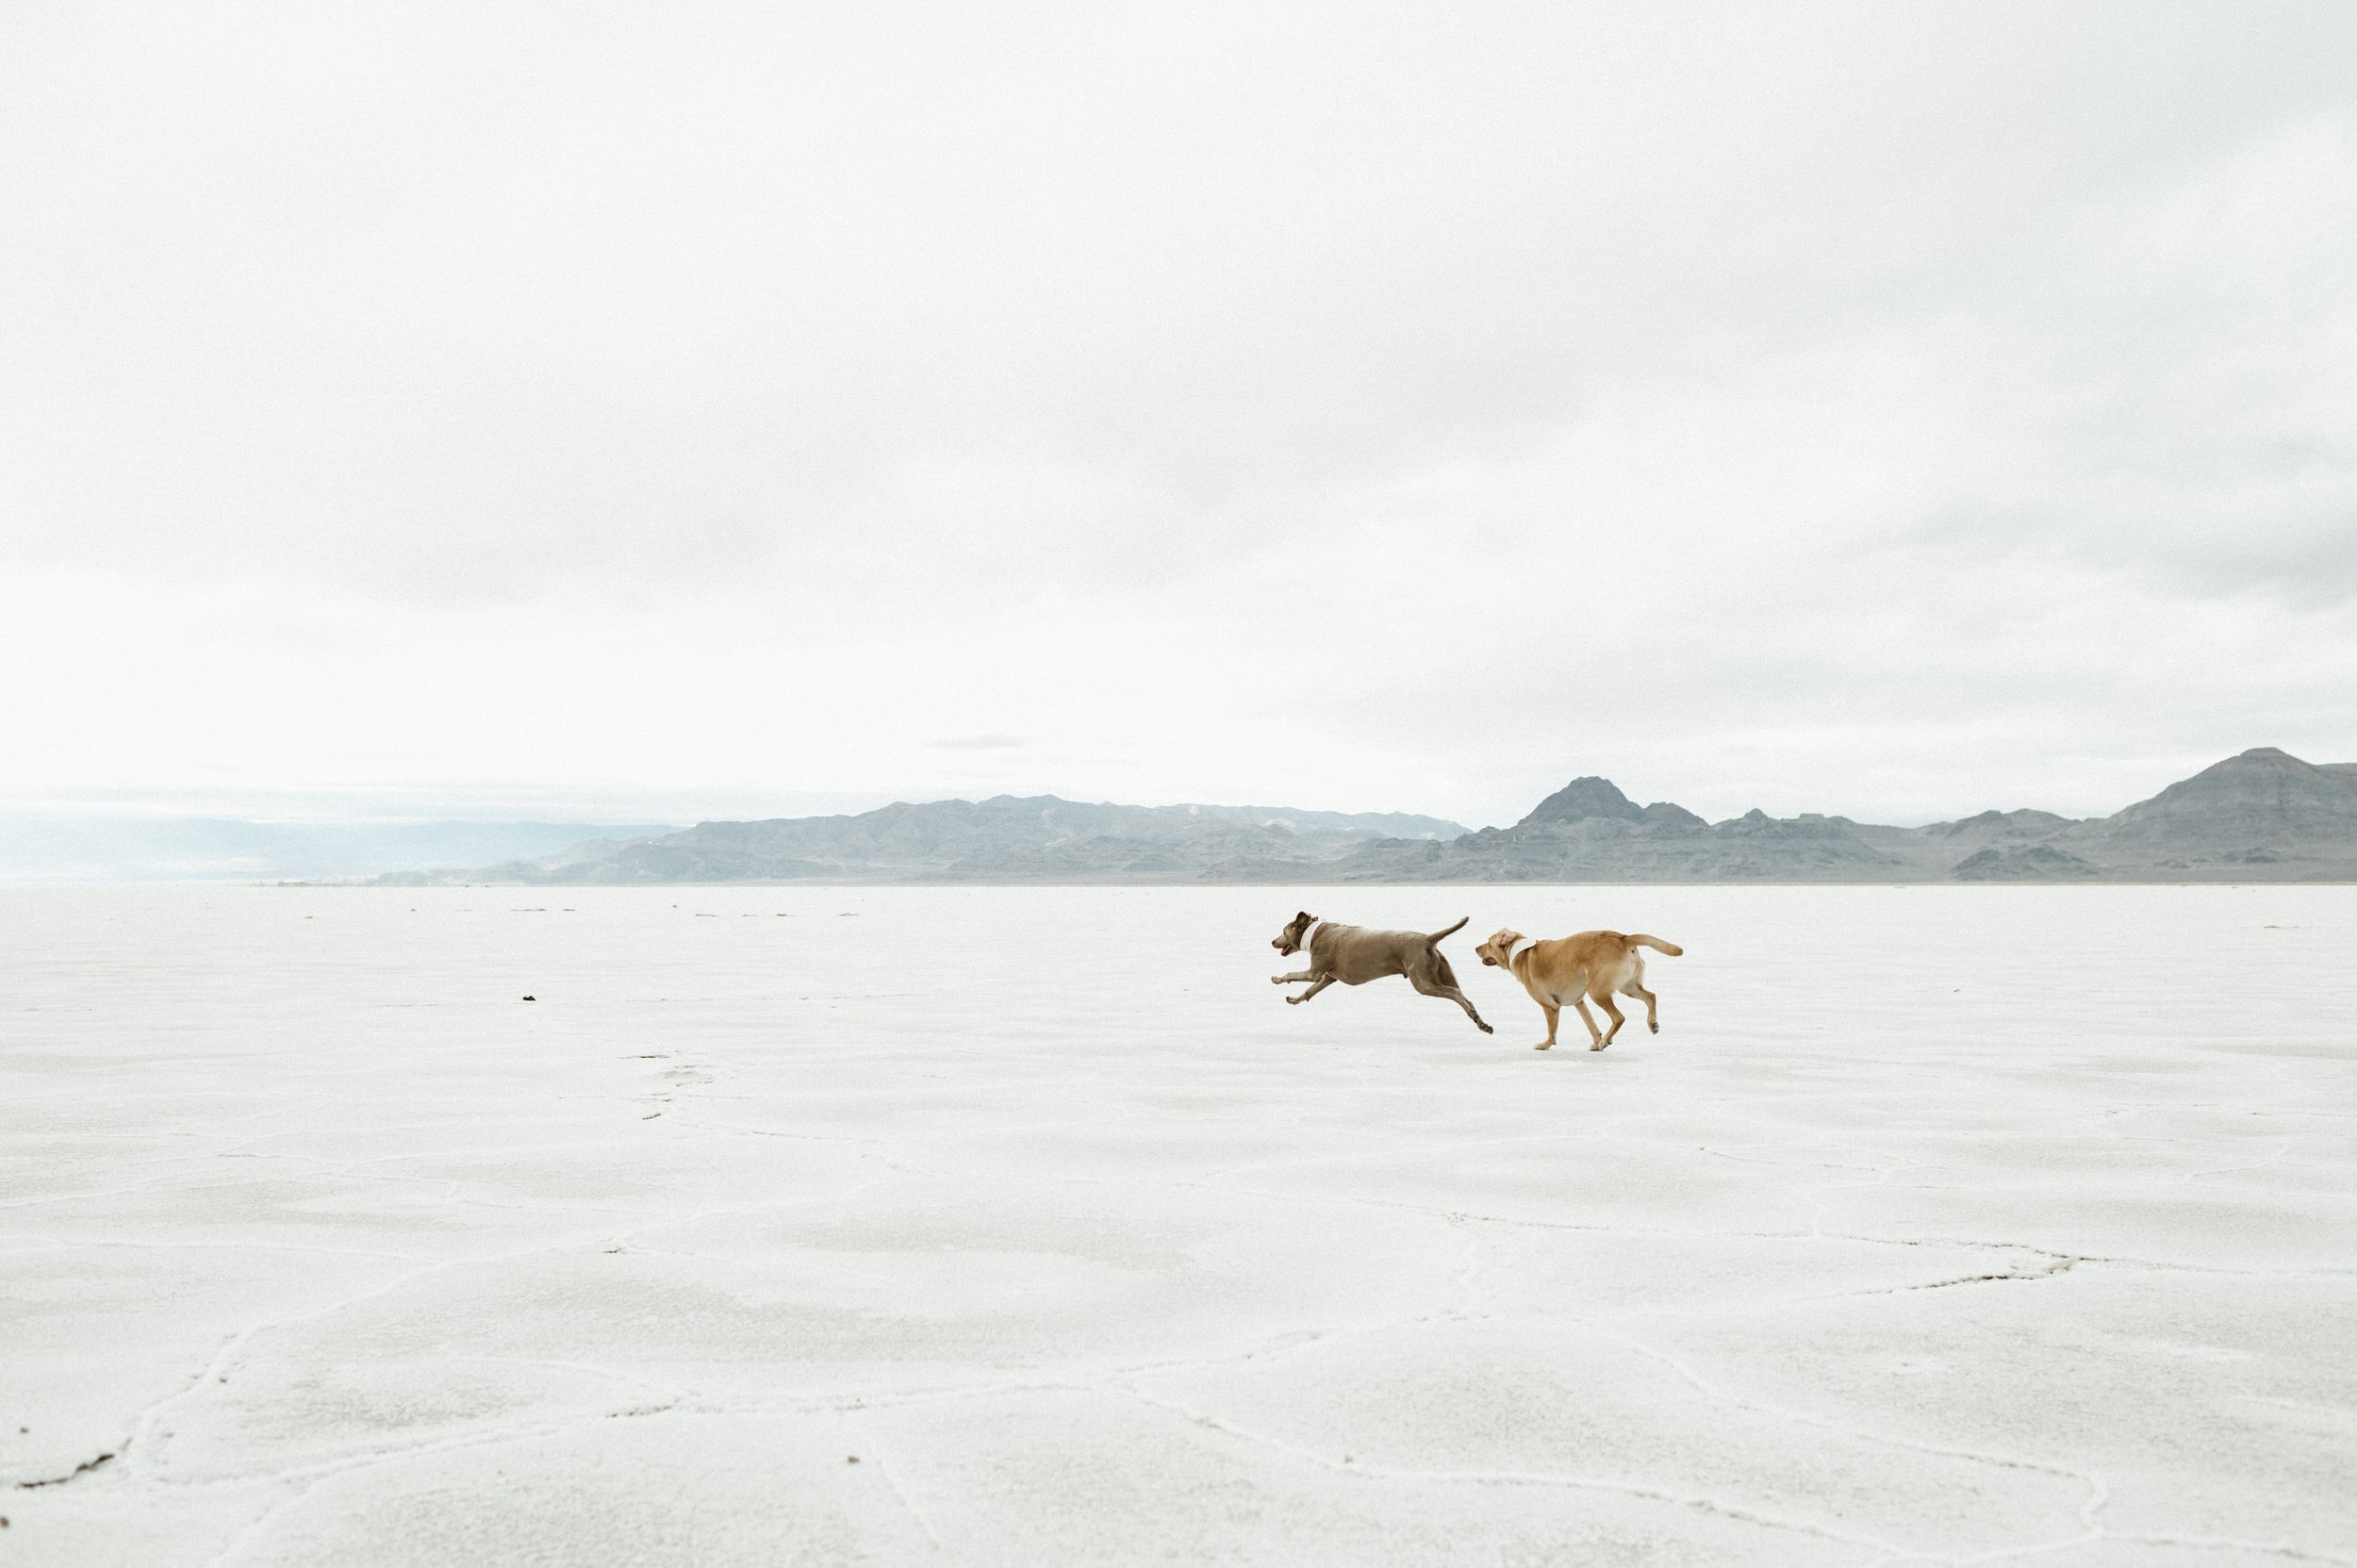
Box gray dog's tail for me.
[1427,916,1470,943]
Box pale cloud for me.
[4,2,2353,831]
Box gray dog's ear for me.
[1295,910,1313,923]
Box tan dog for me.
[1475,928,1684,1051]
[1271,911,1493,1033]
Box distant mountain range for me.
[0,817,682,884]
[1330,748,2357,883]
[374,748,2357,884]
[374,799,1466,885]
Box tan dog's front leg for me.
[1536,1001,1559,1050]
[1286,975,1337,1005]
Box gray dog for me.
[1270,911,1494,1033]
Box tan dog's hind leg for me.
[1571,997,1607,1049]
[1591,990,1627,1048]
[1622,979,1660,1033]
[1286,975,1337,1006]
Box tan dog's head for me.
[1475,929,1524,967]
[1272,911,1319,955]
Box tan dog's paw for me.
[1591,1039,1609,1051]
[1648,1021,1660,1033]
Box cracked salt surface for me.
[4,884,2353,1566]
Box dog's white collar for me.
[1294,920,1322,954]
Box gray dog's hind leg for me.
[1409,972,1493,1033]
[1448,989,1496,1034]
[1286,975,1338,1005]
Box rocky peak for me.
[2068,748,2357,851]
[1517,776,1643,828]
[1927,807,2077,841]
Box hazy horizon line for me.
[2,742,2322,837]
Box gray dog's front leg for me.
[1271,968,1317,985]
[1286,975,1337,1005]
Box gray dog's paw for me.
[1285,996,1301,1005]
[1477,1022,1493,1034]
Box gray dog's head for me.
[1272,911,1319,955]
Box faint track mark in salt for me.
[1789,1250,2081,1303]
[1172,1173,2215,1286]
[2089,1532,2357,1566]
[1970,1523,2357,1568]
[1450,1214,1488,1313]
[13,1449,117,1489]
[1592,1322,2115,1557]
[842,1419,946,1557]
[12,1290,312,1496]
[1813,1230,2354,1282]
[2178,1104,2311,1188]
[124,1229,740,1510]
[1111,1384,1911,1558]
[191,1398,700,1568]
[0,1235,418,1263]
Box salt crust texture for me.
[3,883,2352,1566]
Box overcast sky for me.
[4,1,2353,830]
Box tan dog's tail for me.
[1627,933,1683,956]
[1427,916,1470,943]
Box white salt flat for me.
[3,883,2351,1565]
